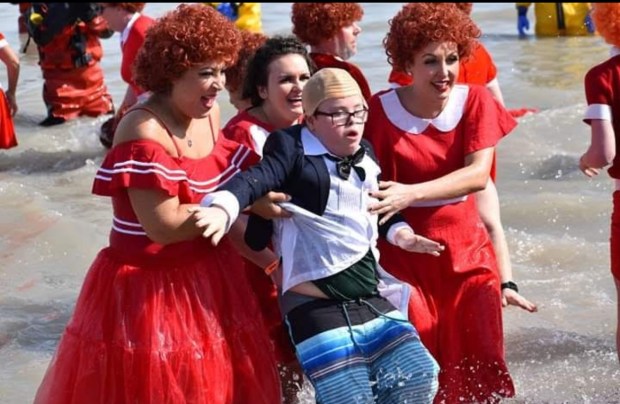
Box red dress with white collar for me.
[364,85,516,403]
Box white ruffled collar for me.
[611,46,620,57]
[379,84,469,133]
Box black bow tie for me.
[325,147,366,181]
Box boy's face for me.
[306,95,368,157]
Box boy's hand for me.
[188,206,229,246]
[247,191,292,219]
[394,228,444,256]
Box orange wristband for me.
[264,258,280,275]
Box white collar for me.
[611,46,620,58]
[121,12,141,46]
[379,84,469,133]
[301,127,329,156]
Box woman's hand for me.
[6,91,17,116]
[246,191,292,219]
[502,288,538,312]
[579,154,600,177]
[188,206,229,245]
[394,228,444,256]
[368,181,414,224]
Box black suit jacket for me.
[216,124,405,250]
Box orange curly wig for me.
[592,3,620,48]
[225,30,268,94]
[384,3,480,72]
[134,4,241,94]
[102,3,146,13]
[455,3,473,15]
[291,3,363,46]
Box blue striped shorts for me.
[285,296,439,404]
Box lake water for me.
[0,3,618,403]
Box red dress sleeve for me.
[92,140,184,197]
[584,64,613,107]
[461,85,517,155]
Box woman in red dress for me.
[386,3,538,315]
[33,5,281,403]
[364,3,517,402]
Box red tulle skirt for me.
[0,90,17,149]
[34,243,281,404]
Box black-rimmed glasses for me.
[314,108,368,126]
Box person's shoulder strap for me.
[124,106,184,156]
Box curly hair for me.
[102,3,146,13]
[133,4,241,94]
[291,3,363,46]
[384,3,480,72]
[242,35,316,107]
[592,3,620,48]
[455,3,473,15]
[225,30,268,94]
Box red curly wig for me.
[384,3,480,72]
[134,4,241,94]
[102,3,146,13]
[455,3,473,16]
[592,4,620,48]
[225,30,268,94]
[291,3,363,46]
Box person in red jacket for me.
[98,3,155,148]
[291,3,372,101]
[26,3,114,126]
